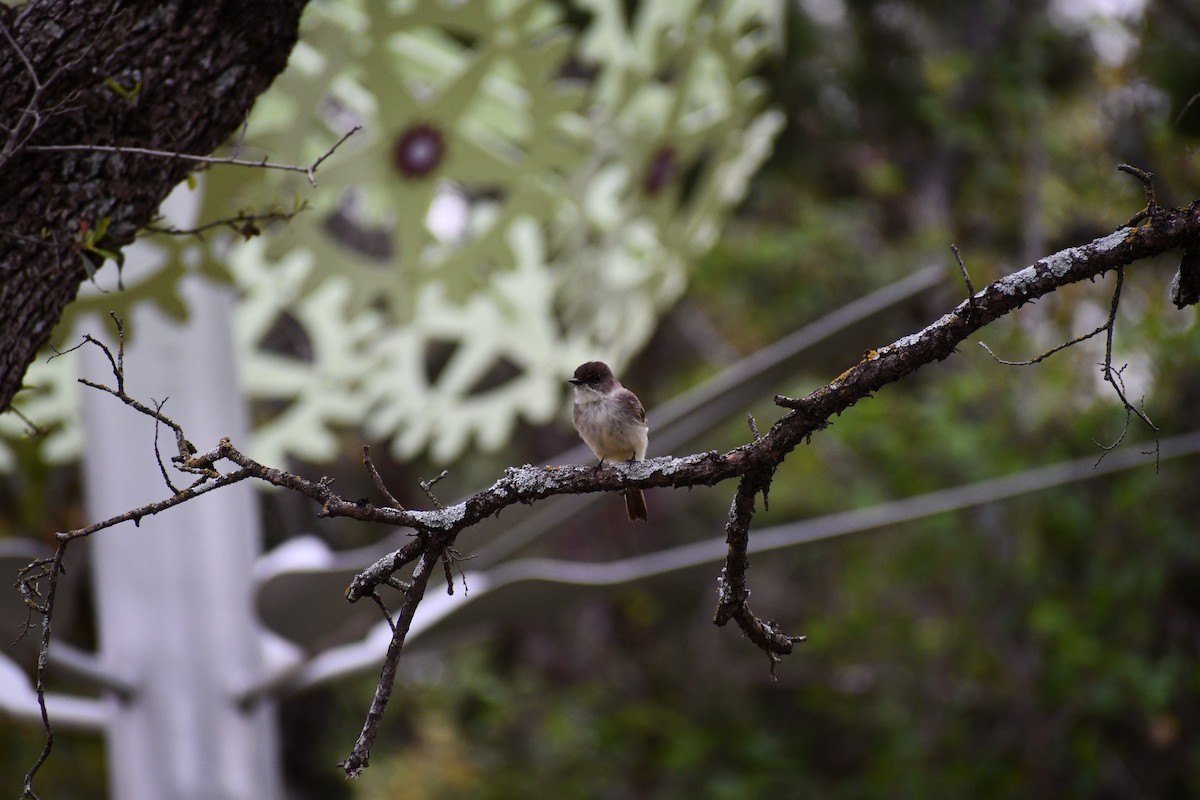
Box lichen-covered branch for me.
[339,543,445,777]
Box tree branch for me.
[339,543,445,777]
[14,195,1200,783]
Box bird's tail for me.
[624,488,648,522]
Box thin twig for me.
[64,317,199,473]
[747,412,761,441]
[978,323,1108,366]
[1176,92,1200,127]
[1117,163,1156,208]
[419,470,449,509]
[20,541,68,800]
[230,120,249,160]
[309,125,361,178]
[27,125,361,187]
[438,546,474,598]
[951,243,976,306]
[59,468,255,542]
[111,313,125,394]
[151,398,181,494]
[1117,164,1157,227]
[142,202,308,240]
[367,591,396,633]
[9,404,47,437]
[0,19,45,171]
[362,445,404,510]
[1094,266,1160,467]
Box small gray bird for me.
[569,361,649,521]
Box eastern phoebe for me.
[569,361,649,521]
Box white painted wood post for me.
[80,274,281,799]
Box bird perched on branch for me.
[569,361,649,522]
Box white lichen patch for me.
[616,458,658,479]
[881,312,952,353]
[1000,228,1128,297]
[1042,228,1128,277]
[659,452,714,475]
[505,465,545,495]
[890,330,924,350]
[997,263,1042,296]
[420,504,467,529]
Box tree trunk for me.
[0,0,308,412]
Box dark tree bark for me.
[0,0,308,413]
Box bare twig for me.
[27,126,362,187]
[229,120,250,160]
[978,264,1160,464]
[111,313,125,392]
[362,445,404,510]
[1176,92,1200,127]
[1094,266,1160,467]
[142,201,309,240]
[438,547,474,597]
[309,126,360,177]
[72,337,198,470]
[367,591,396,633]
[19,541,68,800]
[151,397,181,494]
[9,404,48,437]
[419,469,449,509]
[64,468,256,542]
[978,323,1108,366]
[951,243,976,306]
[1118,163,1158,227]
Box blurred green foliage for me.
[0,730,106,799]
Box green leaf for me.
[92,216,111,240]
[91,247,121,265]
[104,77,142,101]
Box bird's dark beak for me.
[568,378,582,385]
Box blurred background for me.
[3,0,1200,797]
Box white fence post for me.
[80,275,281,799]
